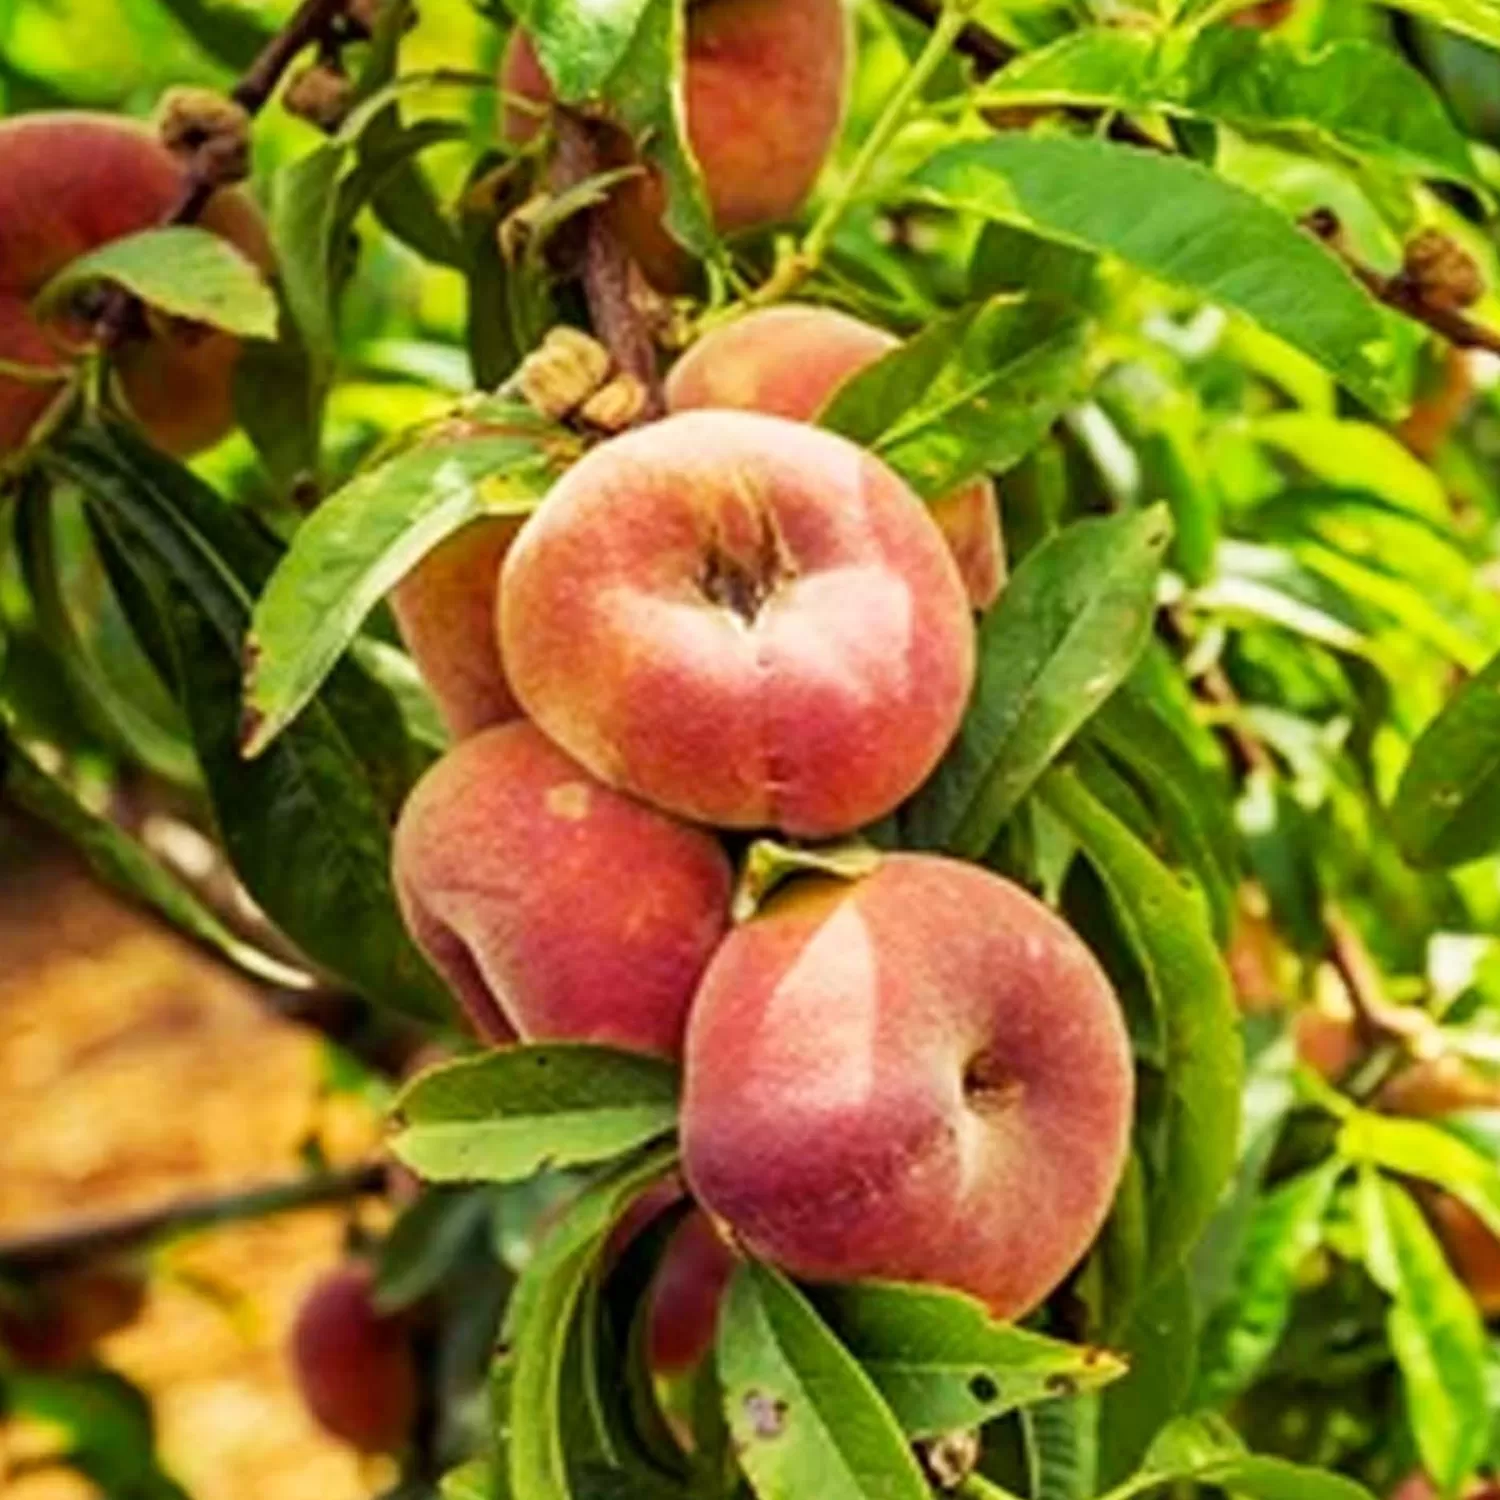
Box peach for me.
[681,854,1134,1317]
[646,1209,736,1377]
[0,112,272,457]
[1419,1191,1500,1318]
[0,1265,146,1370]
[289,1263,416,1455]
[500,0,849,290]
[392,720,732,1056]
[666,304,1005,608]
[499,411,975,837]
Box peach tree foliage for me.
[3,0,1500,1497]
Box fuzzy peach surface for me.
[0,112,271,456]
[665,303,1005,608]
[499,410,975,837]
[681,854,1135,1318]
[392,720,733,1057]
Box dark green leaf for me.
[817,296,1088,500]
[905,507,1170,857]
[912,136,1396,415]
[716,1260,929,1500]
[514,0,656,99]
[392,1045,680,1184]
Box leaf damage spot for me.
[742,1390,788,1441]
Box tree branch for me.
[1305,210,1500,358]
[883,0,1018,76]
[0,1163,387,1274]
[551,112,665,417]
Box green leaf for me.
[1111,1449,1378,1500]
[375,1188,499,1311]
[1337,1107,1500,1240]
[1194,1159,1345,1402]
[732,839,883,924]
[440,1459,499,1500]
[905,507,1170,858]
[1041,767,1243,1283]
[242,411,576,757]
[810,1281,1124,1439]
[35,226,276,339]
[912,136,1396,416]
[1392,644,1500,868]
[515,0,656,99]
[505,1145,680,1500]
[1356,1171,1490,1494]
[1378,0,1500,52]
[391,1045,680,1184]
[980,29,1479,187]
[49,421,451,1027]
[816,296,1089,501]
[716,1260,929,1500]
[1,733,310,991]
[1026,1397,1097,1500]
[271,142,345,367]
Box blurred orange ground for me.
[0,817,394,1499]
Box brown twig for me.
[1325,905,1431,1052]
[0,1163,387,1274]
[1162,606,1271,776]
[551,111,665,418]
[1304,210,1500,358]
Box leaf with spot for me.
[810,1281,1124,1438]
[905,506,1171,857]
[391,1044,680,1184]
[716,1261,929,1500]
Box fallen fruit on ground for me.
[392,719,733,1056]
[681,853,1134,1317]
[499,410,975,837]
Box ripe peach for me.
[1391,1473,1500,1500]
[0,1265,146,1370]
[666,304,1004,608]
[681,854,1134,1317]
[499,411,975,837]
[646,1209,736,1377]
[392,720,732,1056]
[500,0,849,289]
[289,1263,416,1455]
[1293,987,1361,1084]
[0,112,272,457]
[1418,1191,1500,1318]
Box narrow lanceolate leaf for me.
[1120,1452,1380,1500]
[391,1045,680,1184]
[1195,1159,1345,1402]
[1377,0,1500,51]
[2,735,310,990]
[811,1282,1124,1439]
[816,297,1089,500]
[505,1145,679,1500]
[1357,1171,1490,1494]
[243,412,577,758]
[513,0,656,99]
[717,1261,928,1500]
[1337,1107,1500,1239]
[1391,645,1500,868]
[35,226,277,338]
[1041,768,1242,1282]
[905,507,1170,857]
[911,136,1396,416]
[980,29,1478,187]
[733,839,884,924]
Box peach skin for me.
[500,0,849,290]
[0,112,271,457]
[666,304,1005,608]
[289,1263,416,1455]
[681,854,1134,1318]
[392,720,732,1057]
[498,410,975,837]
